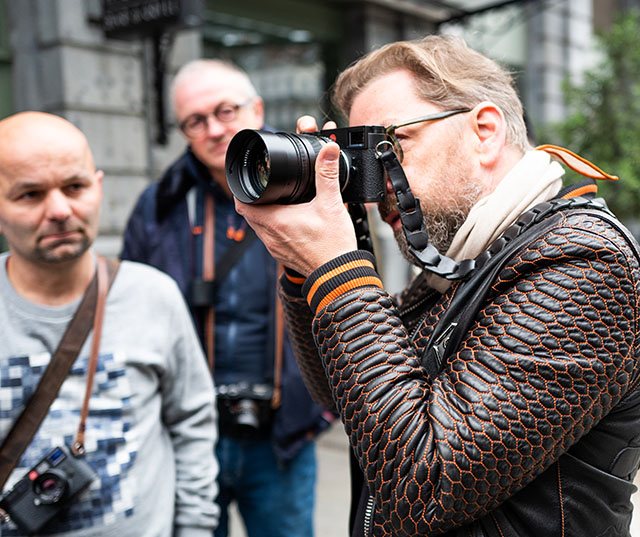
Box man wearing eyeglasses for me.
[236,35,640,537]
[121,59,329,537]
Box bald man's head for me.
[0,112,96,176]
[0,111,103,267]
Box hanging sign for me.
[102,0,203,39]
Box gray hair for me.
[170,59,258,110]
[333,35,531,152]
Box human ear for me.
[469,101,506,167]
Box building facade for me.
[0,0,628,287]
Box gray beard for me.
[391,182,482,266]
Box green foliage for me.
[542,10,640,220]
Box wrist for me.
[302,250,382,315]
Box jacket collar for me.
[155,147,229,221]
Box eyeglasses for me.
[178,99,253,139]
[384,108,471,162]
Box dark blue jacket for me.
[121,148,329,464]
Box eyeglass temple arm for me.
[388,108,472,132]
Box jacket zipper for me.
[363,495,375,537]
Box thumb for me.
[315,142,342,199]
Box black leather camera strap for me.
[378,146,616,282]
[0,256,119,493]
[379,148,474,280]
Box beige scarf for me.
[427,150,564,292]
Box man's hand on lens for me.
[235,116,358,277]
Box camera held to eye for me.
[225,126,388,205]
[0,445,96,535]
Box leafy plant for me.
[542,10,640,221]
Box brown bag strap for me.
[203,194,215,371]
[0,256,120,491]
[72,257,116,455]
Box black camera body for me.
[0,445,95,535]
[216,383,274,440]
[226,125,387,205]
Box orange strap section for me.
[561,183,598,199]
[285,272,306,286]
[536,144,618,181]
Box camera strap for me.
[199,196,283,408]
[378,144,619,282]
[347,203,376,257]
[0,256,119,495]
[199,195,256,370]
[378,148,473,280]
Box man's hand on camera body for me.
[234,116,358,277]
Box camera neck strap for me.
[378,148,472,280]
[378,145,617,281]
[201,195,283,409]
[0,256,119,493]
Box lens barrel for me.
[34,470,67,505]
[226,129,329,205]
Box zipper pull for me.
[432,321,458,368]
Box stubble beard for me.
[34,223,92,264]
[35,238,90,264]
[380,172,483,266]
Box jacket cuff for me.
[280,267,306,298]
[302,250,382,315]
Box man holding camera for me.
[0,111,218,536]
[235,35,640,537]
[121,59,329,537]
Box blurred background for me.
[0,0,639,292]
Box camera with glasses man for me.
[225,109,470,205]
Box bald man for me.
[121,60,328,537]
[0,112,219,536]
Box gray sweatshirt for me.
[0,254,219,537]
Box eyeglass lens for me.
[384,109,470,162]
[180,101,249,137]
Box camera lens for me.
[250,147,270,193]
[226,129,332,205]
[243,142,275,201]
[233,399,261,431]
[33,470,67,505]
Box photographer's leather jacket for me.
[280,202,640,536]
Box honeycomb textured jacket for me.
[280,200,640,537]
